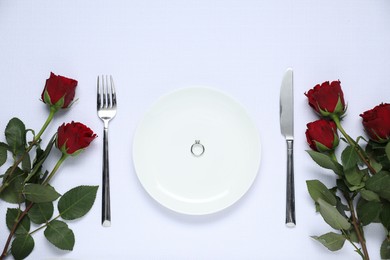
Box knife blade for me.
[279,68,296,227]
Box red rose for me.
[41,72,77,109]
[360,103,390,143]
[56,121,97,156]
[306,119,339,152]
[305,80,346,118]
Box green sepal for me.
[43,89,64,111]
[67,148,85,157]
[43,89,52,105]
[317,95,346,119]
[333,95,346,117]
[52,96,65,110]
[313,141,332,153]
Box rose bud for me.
[56,121,97,156]
[360,103,390,143]
[306,119,339,152]
[305,80,346,118]
[41,72,77,110]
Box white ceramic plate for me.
[133,87,261,215]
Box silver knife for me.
[279,68,296,227]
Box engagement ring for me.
[191,140,205,157]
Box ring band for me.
[191,140,205,157]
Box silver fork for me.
[97,75,117,227]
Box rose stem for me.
[42,153,67,185]
[344,192,370,260]
[0,202,33,259]
[0,107,57,194]
[331,115,377,175]
[34,106,57,143]
[0,154,66,258]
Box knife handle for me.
[286,139,296,227]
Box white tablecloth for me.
[0,0,389,259]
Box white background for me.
[0,0,390,259]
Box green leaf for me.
[28,202,54,224]
[5,118,26,155]
[6,208,30,235]
[381,239,390,260]
[0,168,26,204]
[381,193,390,202]
[344,167,365,187]
[341,145,359,170]
[356,198,382,226]
[345,182,365,192]
[307,150,342,175]
[335,195,349,218]
[386,142,390,161]
[369,158,383,173]
[366,171,387,192]
[11,234,34,260]
[0,143,7,166]
[23,184,61,203]
[367,141,390,171]
[44,220,75,251]
[311,232,346,251]
[27,134,56,183]
[336,179,349,194]
[317,198,351,230]
[21,153,31,173]
[366,171,390,201]
[306,180,337,206]
[348,229,359,243]
[380,201,390,230]
[58,186,98,220]
[360,189,380,202]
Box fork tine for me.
[97,76,102,109]
[110,75,117,107]
[106,75,112,108]
[102,75,108,108]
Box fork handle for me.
[102,127,111,227]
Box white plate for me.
[133,87,261,215]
